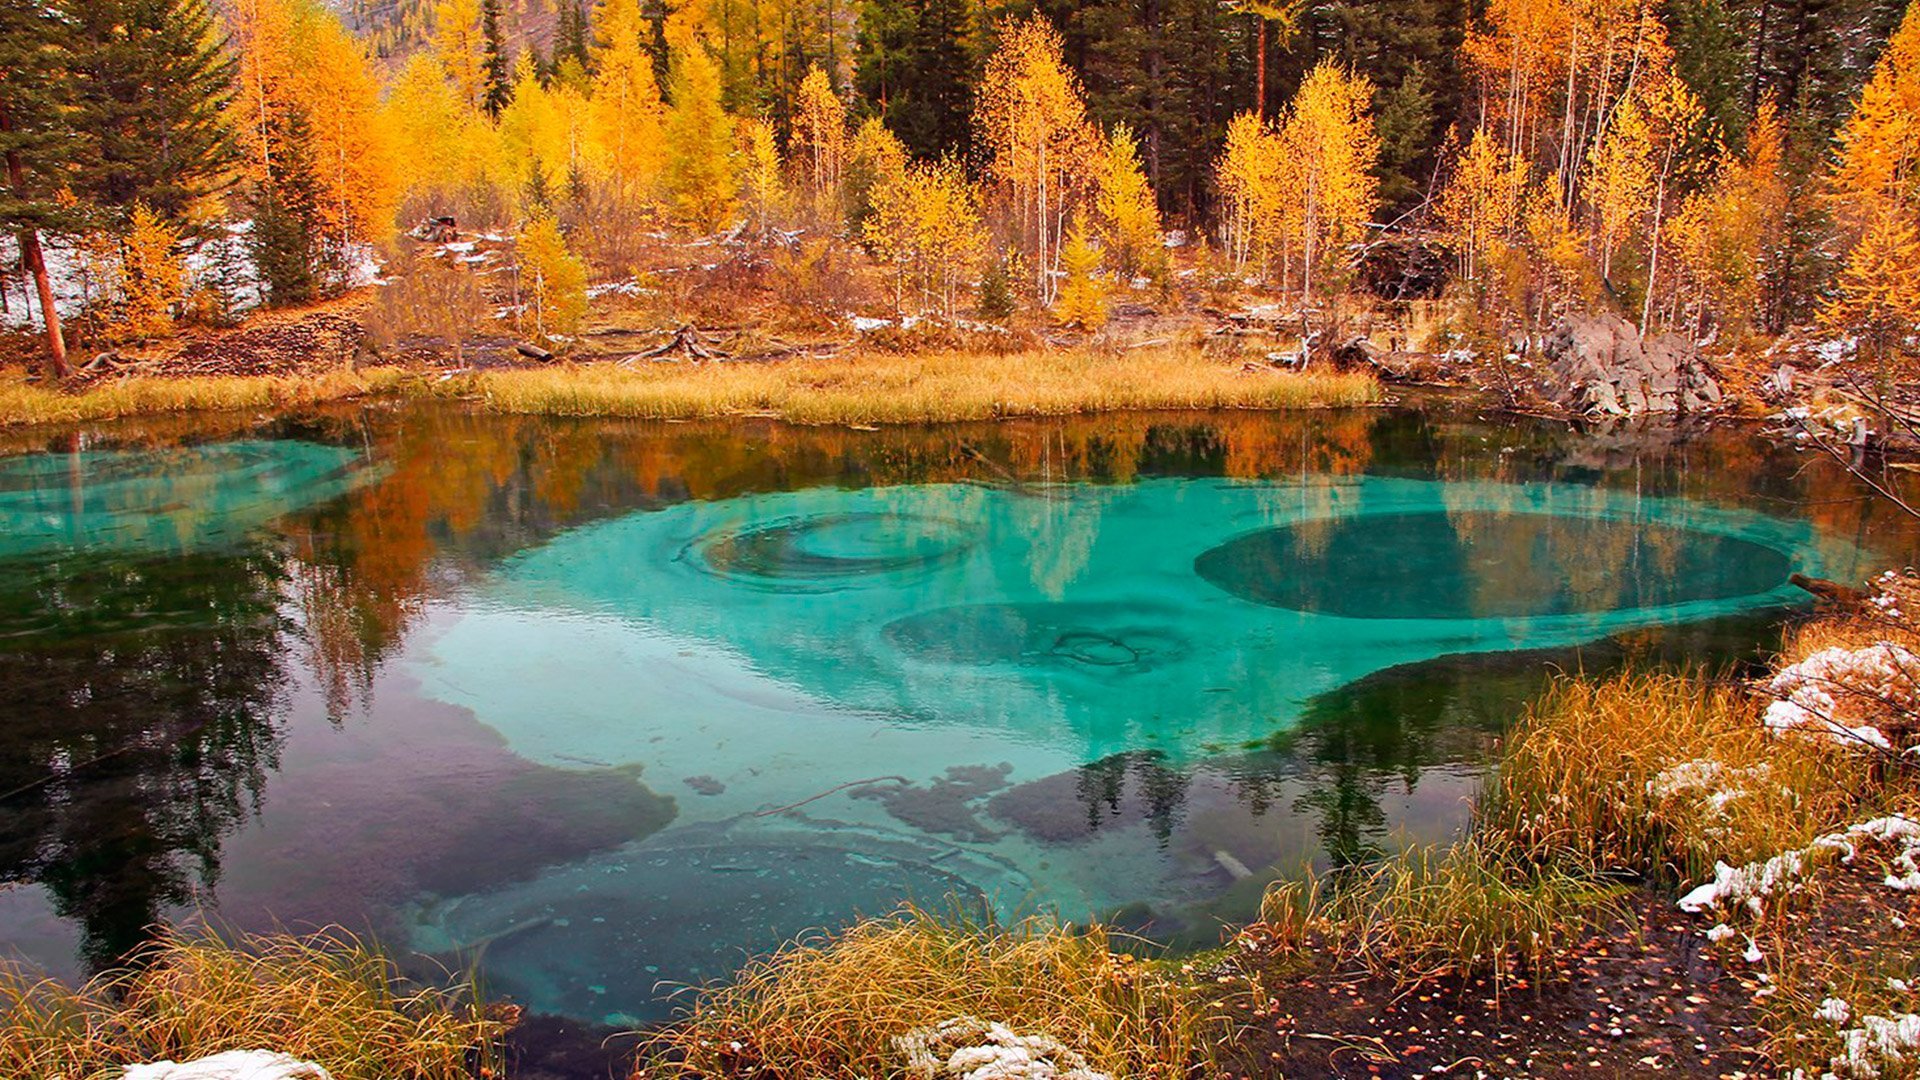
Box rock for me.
[1333,336,1448,382]
[1542,314,1722,416]
[124,1050,334,1080]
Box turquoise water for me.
[0,408,1902,1040]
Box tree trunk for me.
[1256,18,1267,117]
[1,129,68,378]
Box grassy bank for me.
[0,928,508,1079]
[442,350,1382,424]
[0,350,1379,429]
[0,368,410,427]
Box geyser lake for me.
[1,404,1910,1030]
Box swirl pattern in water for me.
[1195,510,1797,619]
[693,512,982,589]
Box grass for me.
[1479,670,1879,886]
[639,905,1228,1079]
[437,348,1382,424]
[0,367,409,427]
[0,927,509,1080]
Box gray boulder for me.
[1542,314,1721,415]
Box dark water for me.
[0,403,1911,1034]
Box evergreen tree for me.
[62,0,238,221]
[0,0,79,375]
[482,0,514,115]
[248,108,327,306]
[854,0,976,158]
[556,0,594,75]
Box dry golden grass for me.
[0,928,507,1080]
[0,368,409,427]
[1482,671,1885,887]
[641,906,1227,1080]
[441,348,1381,424]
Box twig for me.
[753,775,911,817]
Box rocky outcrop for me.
[1542,314,1722,415]
[124,1050,334,1080]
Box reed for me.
[641,904,1227,1080]
[444,348,1381,424]
[0,928,507,1080]
[1480,670,1876,886]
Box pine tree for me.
[854,0,976,158]
[0,0,79,375]
[977,252,1016,321]
[63,0,238,221]
[662,41,738,232]
[248,107,327,305]
[556,0,594,74]
[481,0,513,115]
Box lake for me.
[0,402,1909,1032]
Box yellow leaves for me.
[1669,98,1786,335]
[113,203,184,341]
[586,2,666,200]
[662,42,737,232]
[844,116,908,229]
[864,160,986,316]
[500,57,587,201]
[1214,61,1379,299]
[292,3,402,246]
[516,213,588,339]
[432,0,486,111]
[1436,128,1531,284]
[793,67,847,220]
[1054,212,1107,330]
[1094,124,1162,282]
[1831,4,1920,239]
[736,117,786,230]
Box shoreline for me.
[0,348,1381,430]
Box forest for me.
[4,0,1920,386]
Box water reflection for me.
[0,404,1911,1025]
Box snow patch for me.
[896,1018,1112,1080]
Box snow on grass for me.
[1678,816,1920,916]
[896,1019,1112,1080]
[1763,643,1920,752]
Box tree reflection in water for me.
[0,548,292,969]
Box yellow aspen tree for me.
[1053,210,1107,329]
[1275,61,1380,303]
[1215,111,1282,272]
[844,115,908,229]
[517,212,589,339]
[1094,123,1163,282]
[864,160,986,315]
[291,5,403,253]
[737,117,786,231]
[1436,127,1531,287]
[975,14,1099,305]
[386,53,510,214]
[792,67,847,223]
[432,0,488,112]
[662,41,738,232]
[1670,98,1786,335]
[114,203,185,340]
[587,0,667,201]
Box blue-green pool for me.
[0,407,1905,1032]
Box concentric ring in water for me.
[1193,510,1795,619]
[693,511,981,588]
[883,602,1191,673]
